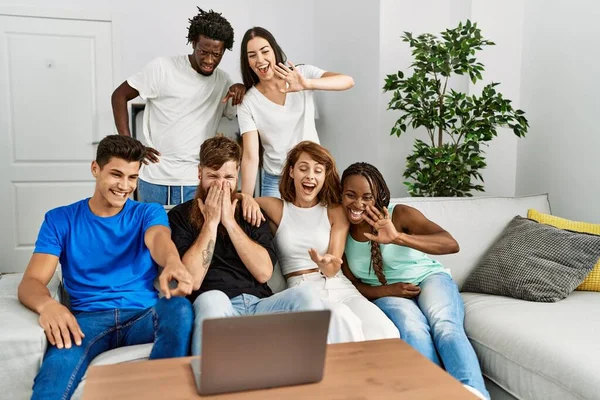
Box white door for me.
[0,14,113,273]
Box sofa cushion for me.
[390,194,551,289]
[267,262,286,293]
[461,216,600,302]
[0,271,61,400]
[463,292,600,400]
[528,208,600,292]
[88,343,153,367]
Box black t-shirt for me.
[168,200,275,303]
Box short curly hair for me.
[187,7,234,51]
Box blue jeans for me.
[31,297,193,400]
[137,179,197,206]
[260,170,281,198]
[373,273,489,399]
[191,288,324,355]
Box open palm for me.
[308,248,342,272]
[274,61,308,93]
[363,206,399,244]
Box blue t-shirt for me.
[34,198,169,312]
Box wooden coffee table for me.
[83,339,477,399]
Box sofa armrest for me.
[0,271,61,400]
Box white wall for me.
[313,0,381,175]
[7,0,593,217]
[378,0,472,196]
[0,0,316,138]
[468,0,524,197]
[0,0,316,84]
[517,0,600,222]
[378,0,526,197]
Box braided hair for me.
[341,162,390,285]
[187,8,234,50]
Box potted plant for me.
[383,20,529,197]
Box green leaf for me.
[384,20,525,197]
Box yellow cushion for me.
[528,209,600,291]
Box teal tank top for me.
[344,205,451,286]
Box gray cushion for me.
[267,262,286,293]
[463,292,600,400]
[462,216,600,302]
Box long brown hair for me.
[341,162,390,285]
[279,141,341,207]
[240,27,287,89]
[190,136,241,230]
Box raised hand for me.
[220,181,239,229]
[274,61,310,93]
[38,301,85,349]
[363,205,399,244]
[222,83,246,106]
[308,248,343,275]
[143,147,161,164]
[159,258,194,299]
[197,182,223,230]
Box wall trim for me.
[0,6,111,22]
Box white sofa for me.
[397,194,600,400]
[1,194,598,399]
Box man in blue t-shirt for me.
[18,135,195,400]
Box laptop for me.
[190,310,331,396]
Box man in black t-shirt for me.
[168,136,324,355]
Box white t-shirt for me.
[237,64,325,176]
[128,55,235,186]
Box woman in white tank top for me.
[240,141,399,342]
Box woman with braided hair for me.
[340,162,489,400]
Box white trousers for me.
[287,271,399,342]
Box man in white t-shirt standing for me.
[111,8,246,206]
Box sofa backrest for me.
[389,194,551,289]
[182,194,551,293]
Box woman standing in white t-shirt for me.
[237,27,354,198]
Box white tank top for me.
[274,201,331,276]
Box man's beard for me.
[197,69,214,77]
[197,184,208,201]
[190,184,207,230]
